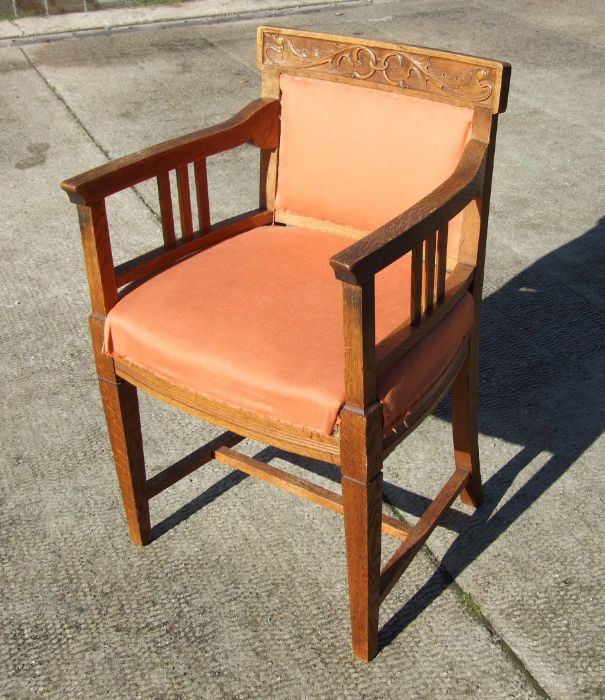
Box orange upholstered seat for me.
[105,226,473,435]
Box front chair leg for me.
[342,473,383,661]
[451,347,483,508]
[98,377,151,545]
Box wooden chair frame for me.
[61,27,510,661]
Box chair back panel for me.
[274,74,473,251]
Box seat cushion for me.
[105,226,473,436]
[275,74,474,256]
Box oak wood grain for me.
[88,316,150,545]
[274,210,368,240]
[114,358,341,464]
[77,202,117,315]
[452,331,483,508]
[410,243,423,325]
[342,281,377,408]
[214,447,409,540]
[176,164,193,240]
[257,27,511,114]
[339,278,384,662]
[157,171,176,246]
[193,159,211,233]
[342,473,383,661]
[61,99,280,204]
[423,231,436,314]
[436,225,448,302]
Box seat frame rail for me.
[145,430,470,607]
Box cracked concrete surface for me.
[1,1,604,697]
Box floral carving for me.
[264,33,494,105]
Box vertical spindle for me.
[411,243,423,325]
[176,164,193,240]
[436,225,448,303]
[424,231,436,314]
[157,171,176,246]
[194,159,211,233]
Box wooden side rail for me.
[329,138,488,285]
[60,99,281,205]
[380,468,469,602]
[146,431,244,498]
[214,446,411,542]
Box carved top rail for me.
[257,27,510,114]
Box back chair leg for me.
[342,473,383,662]
[451,346,483,508]
[98,377,151,546]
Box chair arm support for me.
[60,98,281,205]
[329,139,488,285]
[375,262,475,374]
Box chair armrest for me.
[329,138,488,285]
[61,98,280,205]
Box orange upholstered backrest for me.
[275,74,474,253]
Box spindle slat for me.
[410,243,423,325]
[424,232,436,314]
[436,225,448,302]
[157,171,176,246]
[194,159,211,233]
[176,165,193,240]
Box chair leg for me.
[451,347,483,508]
[98,377,151,546]
[342,473,382,662]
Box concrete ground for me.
[1,0,604,697]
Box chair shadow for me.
[152,469,248,539]
[151,216,605,652]
[378,215,605,647]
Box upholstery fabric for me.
[105,226,473,435]
[275,74,474,255]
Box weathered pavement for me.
[1,1,604,697]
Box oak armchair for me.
[61,27,510,661]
